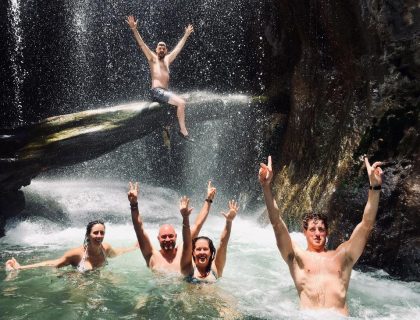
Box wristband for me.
[205,199,213,203]
[369,185,382,190]
[130,202,139,210]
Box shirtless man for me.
[127,15,194,141]
[127,181,216,273]
[259,156,383,315]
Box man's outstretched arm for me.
[166,24,193,64]
[128,182,155,267]
[190,180,216,239]
[259,156,295,264]
[341,157,383,265]
[126,15,155,61]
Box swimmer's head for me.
[84,220,105,248]
[302,212,329,232]
[156,42,168,60]
[158,224,177,251]
[192,236,216,273]
[302,212,328,251]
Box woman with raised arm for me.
[5,220,137,272]
[180,197,238,283]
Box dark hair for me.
[83,220,105,248]
[302,212,328,231]
[192,236,216,273]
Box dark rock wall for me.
[263,0,419,280]
[1,0,418,279]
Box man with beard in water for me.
[127,15,194,141]
[127,181,216,273]
[258,156,383,316]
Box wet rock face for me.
[263,1,419,280]
[328,159,420,281]
[0,190,25,237]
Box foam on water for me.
[1,179,419,320]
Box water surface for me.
[1,180,419,319]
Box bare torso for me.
[149,57,170,89]
[190,266,218,283]
[149,246,182,273]
[66,243,110,270]
[291,246,352,316]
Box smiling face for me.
[304,219,328,252]
[155,42,167,60]
[193,238,212,268]
[88,223,105,246]
[158,224,177,251]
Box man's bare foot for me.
[178,131,195,143]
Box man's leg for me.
[168,94,188,137]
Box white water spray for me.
[7,0,25,124]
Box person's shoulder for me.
[64,246,84,256]
[62,246,84,265]
[148,53,158,62]
[153,248,167,259]
[333,242,353,262]
[101,242,113,252]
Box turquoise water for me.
[1,180,419,320]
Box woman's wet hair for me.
[302,212,329,232]
[192,236,216,273]
[83,220,105,248]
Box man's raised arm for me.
[190,180,216,239]
[180,196,194,276]
[166,24,193,64]
[259,156,295,264]
[341,157,383,265]
[126,15,155,61]
[128,182,155,267]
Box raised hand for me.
[180,196,193,217]
[364,157,383,187]
[206,180,217,201]
[259,155,273,186]
[222,200,239,222]
[5,257,20,271]
[126,15,138,29]
[185,24,194,36]
[128,181,139,204]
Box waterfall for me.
[7,0,25,125]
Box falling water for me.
[69,0,90,105]
[1,1,418,319]
[7,0,25,125]
[1,181,419,319]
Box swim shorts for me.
[150,87,173,103]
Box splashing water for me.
[1,180,419,319]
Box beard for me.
[158,52,166,60]
[160,240,175,251]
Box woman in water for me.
[180,197,238,283]
[5,220,137,272]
